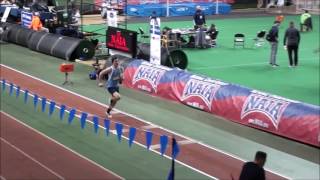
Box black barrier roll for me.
[2,23,95,61]
[4,23,34,47]
[0,23,15,42]
[37,33,61,56]
[27,30,47,51]
[27,30,95,61]
[136,43,188,69]
[74,40,95,60]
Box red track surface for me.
[0,112,123,180]
[1,65,287,179]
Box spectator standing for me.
[283,21,300,67]
[239,151,267,180]
[193,5,206,29]
[267,21,280,67]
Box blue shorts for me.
[107,87,119,95]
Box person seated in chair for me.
[161,27,171,48]
[206,24,218,47]
[300,10,312,32]
[29,12,48,32]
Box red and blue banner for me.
[123,60,320,147]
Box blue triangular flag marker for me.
[41,97,46,112]
[59,105,66,120]
[16,86,20,98]
[160,135,168,156]
[80,112,88,129]
[24,90,29,104]
[68,108,76,124]
[49,101,55,116]
[93,116,99,134]
[2,79,5,91]
[145,131,153,150]
[33,94,38,109]
[128,127,136,147]
[167,137,179,180]
[115,123,123,142]
[172,138,180,159]
[104,119,110,136]
[9,83,13,96]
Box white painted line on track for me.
[1,64,291,179]
[190,58,318,70]
[1,83,218,180]
[0,137,65,180]
[178,139,196,145]
[1,111,125,180]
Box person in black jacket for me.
[268,21,280,67]
[239,151,267,180]
[283,21,300,67]
[193,5,206,29]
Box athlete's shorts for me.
[107,87,119,95]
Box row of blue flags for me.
[2,79,180,158]
[2,79,180,180]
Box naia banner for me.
[149,17,161,65]
[123,60,320,147]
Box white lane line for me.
[190,58,318,70]
[1,64,290,179]
[110,129,129,134]
[150,140,196,150]
[141,124,158,130]
[149,144,161,150]
[0,137,65,180]
[178,139,196,145]
[1,87,218,180]
[0,111,125,180]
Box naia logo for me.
[132,64,167,93]
[107,31,129,52]
[241,93,289,129]
[181,77,221,110]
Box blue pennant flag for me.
[145,131,153,150]
[167,166,174,180]
[172,138,180,159]
[167,137,179,180]
[80,112,88,129]
[49,101,55,116]
[104,119,110,136]
[2,79,5,91]
[92,116,99,134]
[68,108,76,124]
[33,94,38,109]
[16,86,20,98]
[59,105,66,120]
[24,90,29,104]
[9,83,13,96]
[128,127,136,147]
[160,135,168,156]
[41,97,46,112]
[115,123,123,142]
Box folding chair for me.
[234,33,245,48]
[253,30,266,47]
